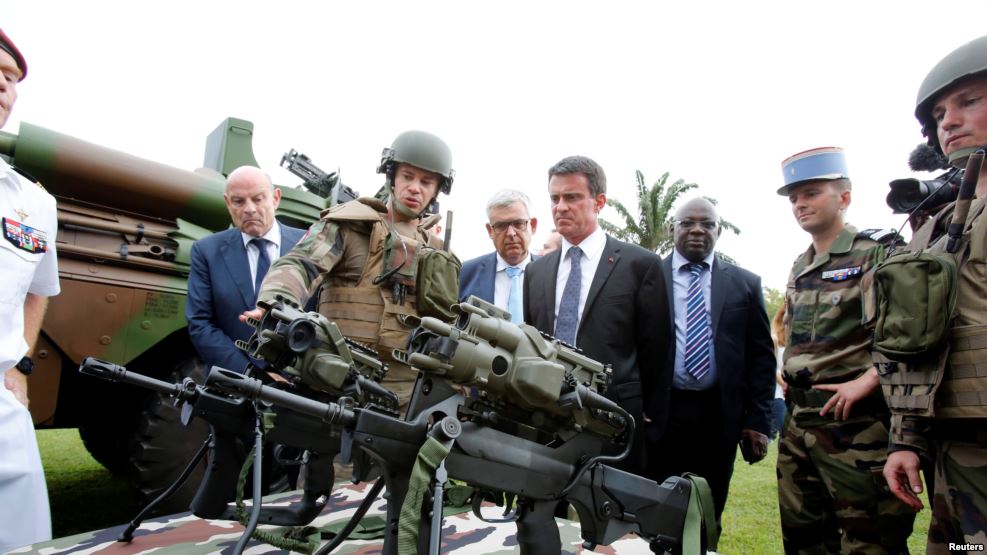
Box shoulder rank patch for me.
[11,165,46,191]
[821,266,861,281]
[3,217,48,254]
[858,228,900,243]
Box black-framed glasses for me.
[674,220,718,230]
[490,219,530,233]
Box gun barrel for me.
[205,368,355,426]
[79,357,196,401]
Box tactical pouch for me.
[872,250,957,361]
[415,247,461,322]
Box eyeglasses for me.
[674,220,718,230]
[490,219,530,233]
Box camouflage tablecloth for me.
[10,482,655,554]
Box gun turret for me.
[281,148,359,206]
[404,296,626,439]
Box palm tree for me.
[600,170,740,256]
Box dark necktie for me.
[554,247,583,344]
[250,237,271,295]
[684,262,711,381]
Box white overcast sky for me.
[6,2,987,290]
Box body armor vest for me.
[882,196,987,418]
[315,200,431,365]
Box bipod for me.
[117,435,212,542]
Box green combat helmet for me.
[916,35,987,166]
[376,130,454,217]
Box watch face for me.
[16,356,33,375]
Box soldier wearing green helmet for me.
[882,35,987,552]
[242,130,457,410]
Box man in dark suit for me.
[186,166,306,373]
[643,197,775,525]
[459,189,538,322]
[523,155,669,472]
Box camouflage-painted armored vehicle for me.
[0,118,340,510]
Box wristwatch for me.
[15,356,34,376]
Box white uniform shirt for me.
[0,158,60,371]
[0,156,58,551]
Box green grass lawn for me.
[39,429,931,552]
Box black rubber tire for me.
[128,356,211,514]
[76,372,148,476]
[78,420,134,475]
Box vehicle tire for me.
[76,369,147,476]
[129,356,211,514]
[78,419,135,475]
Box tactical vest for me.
[880,196,987,418]
[315,199,438,365]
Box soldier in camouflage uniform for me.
[883,35,987,553]
[242,130,454,409]
[776,147,914,554]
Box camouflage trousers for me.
[777,411,914,554]
[926,437,987,554]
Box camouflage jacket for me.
[783,225,891,390]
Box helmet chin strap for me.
[949,144,987,168]
[387,181,428,219]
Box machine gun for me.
[82,297,709,554]
[78,358,339,549]
[281,148,359,206]
[206,297,707,554]
[77,299,400,552]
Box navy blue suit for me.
[186,223,306,373]
[459,252,540,304]
[642,254,775,520]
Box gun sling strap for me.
[682,472,719,553]
[398,435,451,554]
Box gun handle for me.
[515,499,563,555]
[190,430,241,519]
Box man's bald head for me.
[671,197,721,262]
[223,166,281,237]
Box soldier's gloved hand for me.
[739,429,768,464]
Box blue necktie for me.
[505,266,523,324]
[684,262,711,381]
[250,237,271,295]
[554,247,583,345]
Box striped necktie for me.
[684,262,711,381]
